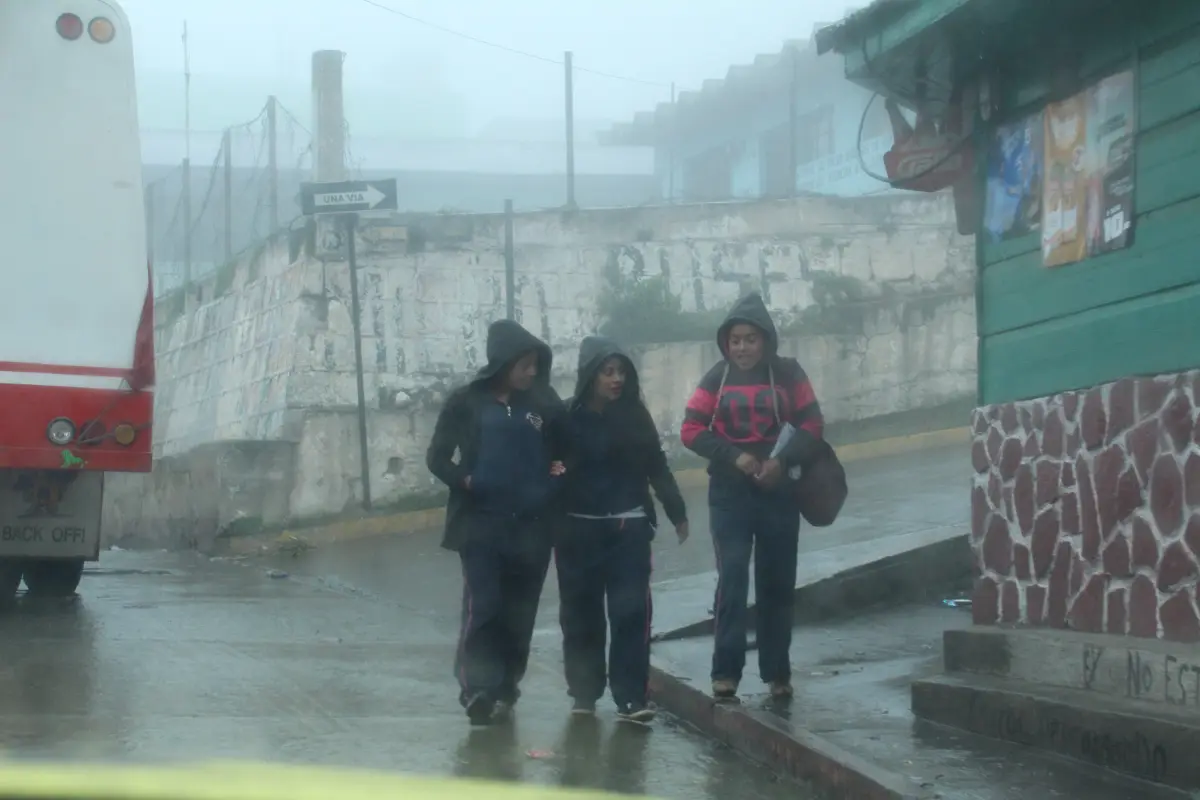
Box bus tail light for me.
[88,17,116,44]
[47,418,76,446]
[113,423,137,446]
[56,13,83,41]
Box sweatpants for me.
[455,514,553,705]
[555,516,653,708]
[708,480,801,684]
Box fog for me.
[123,0,860,139]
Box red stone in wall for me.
[971,371,1200,642]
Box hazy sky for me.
[122,0,859,138]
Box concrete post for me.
[311,50,346,182]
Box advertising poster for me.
[1085,69,1136,256]
[983,112,1044,242]
[1042,93,1089,267]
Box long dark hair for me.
[580,354,661,464]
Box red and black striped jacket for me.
[678,292,824,484]
[680,357,824,475]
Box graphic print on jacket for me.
[679,293,824,480]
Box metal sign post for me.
[300,178,398,511]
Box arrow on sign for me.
[312,184,388,210]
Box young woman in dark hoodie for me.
[426,319,570,727]
[680,293,825,703]
[556,336,688,723]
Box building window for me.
[759,122,791,197]
[683,145,734,202]
[796,104,835,164]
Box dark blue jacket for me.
[562,336,687,532]
[426,320,570,551]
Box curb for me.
[227,426,969,556]
[652,531,972,643]
[648,664,923,799]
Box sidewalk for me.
[231,427,970,558]
[265,440,974,637]
[631,437,1193,798]
[647,605,1191,799]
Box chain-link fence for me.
[143,98,311,297]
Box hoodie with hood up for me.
[679,293,824,486]
[562,336,686,532]
[426,320,570,550]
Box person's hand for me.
[755,458,784,488]
[675,520,689,544]
[549,461,566,477]
[734,452,760,476]
[463,475,473,490]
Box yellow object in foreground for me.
[0,761,649,800]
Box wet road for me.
[0,445,965,796]
[0,550,801,798]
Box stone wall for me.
[972,370,1200,641]
[104,193,977,550]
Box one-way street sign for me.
[300,178,398,216]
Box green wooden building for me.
[820,0,1200,643]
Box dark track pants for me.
[555,516,653,708]
[708,481,801,684]
[455,515,553,704]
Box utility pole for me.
[182,157,191,287]
[267,96,279,232]
[311,51,368,510]
[222,128,232,263]
[564,51,576,210]
[788,45,799,198]
[183,21,191,164]
[182,21,193,288]
[668,81,676,202]
[343,211,371,511]
[504,200,515,319]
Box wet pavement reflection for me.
[0,551,803,798]
[0,446,970,797]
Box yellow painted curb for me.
[231,426,969,555]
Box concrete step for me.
[942,625,1200,716]
[912,671,1200,792]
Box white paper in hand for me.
[769,423,803,480]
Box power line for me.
[355,0,670,88]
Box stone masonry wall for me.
[104,193,977,549]
[972,370,1200,641]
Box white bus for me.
[0,0,154,600]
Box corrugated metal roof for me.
[815,0,921,54]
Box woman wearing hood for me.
[679,293,825,703]
[426,319,570,727]
[555,335,688,723]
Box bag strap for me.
[706,362,782,431]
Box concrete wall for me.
[104,193,976,550]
